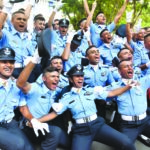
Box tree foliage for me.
[61,0,150,30]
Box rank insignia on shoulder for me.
[84,91,93,96]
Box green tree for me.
[61,0,150,30]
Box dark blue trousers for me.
[71,117,136,150]
[119,115,150,143]
[0,119,34,150]
[23,124,71,150]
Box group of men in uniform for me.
[0,0,150,150]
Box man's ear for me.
[42,75,46,82]
[118,67,121,75]
[69,77,73,83]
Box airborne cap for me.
[67,64,84,76]
[0,47,15,61]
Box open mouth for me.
[19,24,25,28]
[94,56,100,61]
[128,56,132,60]
[4,67,12,74]
[77,81,83,85]
[51,82,58,89]
[127,71,133,77]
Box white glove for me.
[126,10,133,23]
[23,56,33,66]
[31,48,41,64]
[31,118,50,137]
[83,29,91,41]
[29,0,36,7]
[2,0,14,14]
[146,61,150,68]
[53,0,63,12]
[133,19,142,33]
[66,33,74,44]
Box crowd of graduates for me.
[0,0,150,150]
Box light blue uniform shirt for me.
[50,30,63,57]
[29,29,39,50]
[83,63,115,87]
[22,82,58,118]
[51,31,69,58]
[112,75,150,116]
[0,78,26,122]
[76,30,89,56]
[2,26,35,64]
[55,86,109,119]
[90,22,116,48]
[98,43,123,66]
[130,40,145,52]
[63,49,84,72]
[134,47,150,75]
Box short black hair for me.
[118,59,131,69]
[12,10,25,17]
[117,48,133,58]
[42,66,59,75]
[144,33,150,40]
[78,18,86,27]
[54,19,59,22]
[34,14,45,22]
[100,29,108,37]
[18,8,25,12]
[85,45,97,56]
[50,56,63,64]
[96,11,104,19]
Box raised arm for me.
[114,0,129,25]
[0,11,7,38]
[48,11,56,29]
[61,43,71,61]
[61,34,74,61]
[83,0,90,16]
[48,1,63,29]
[24,0,35,20]
[126,23,132,44]
[16,49,41,93]
[84,0,97,31]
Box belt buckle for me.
[83,117,90,123]
[132,116,139,121]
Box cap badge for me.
[62,19,66,24]
[77,35,81,40]
[4,49,11,55]
[76,64,82,71]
